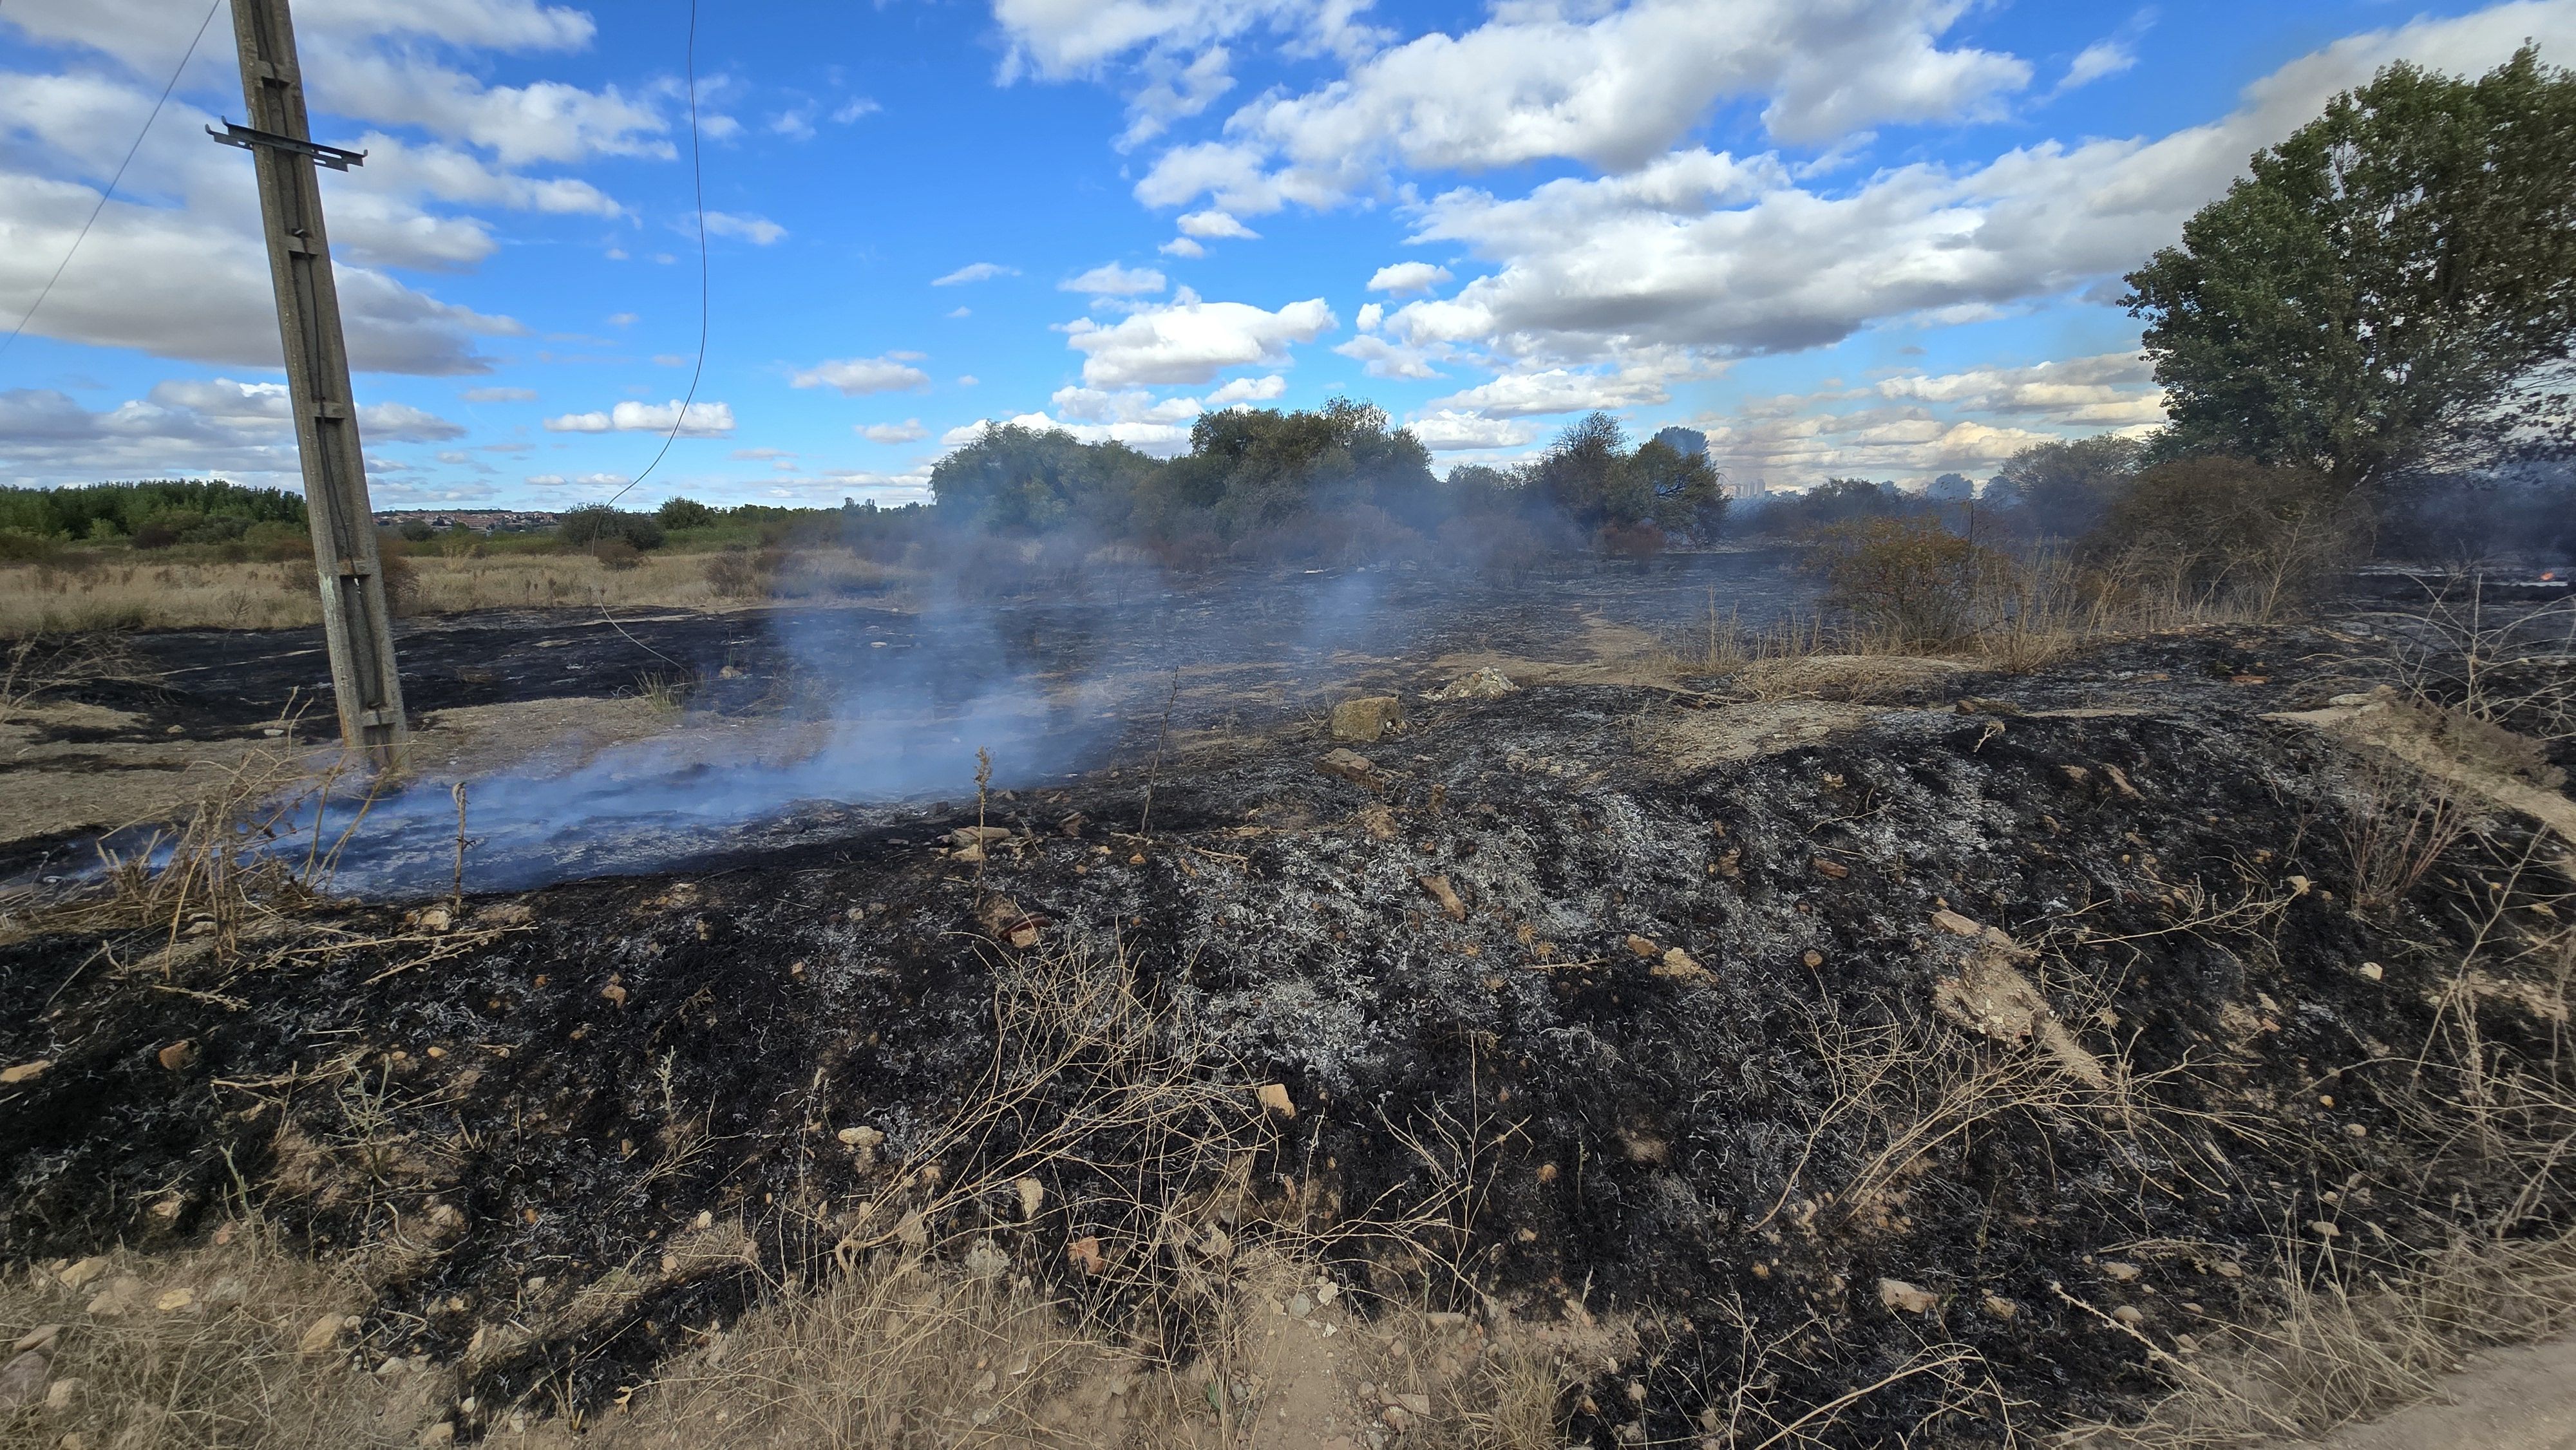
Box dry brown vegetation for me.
[0,551,923,636]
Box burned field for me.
[5,604,2576,1446]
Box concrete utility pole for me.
[209,0,406,768]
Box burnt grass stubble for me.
[4,624,2572,1444]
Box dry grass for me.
[0,550,920,635]
[0,1221,408,1450]
[1655,554,2280,694]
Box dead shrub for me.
[1801,516,2018,651]
[1598,521,1666,558]
[375,551,422,615]
[703,547,773,600]
[2087,456,2358,619]
[587,539,642,572]
[2338,758,2472,918]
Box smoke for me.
[279,547,1812,898]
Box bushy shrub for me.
[2086,455,2356,613]
[657,496,718,530]
[1600,521,1667,558]
[558,505,666,552]
[590,538,643,570]
[704,548,774,599]
[1803,516,2016,649]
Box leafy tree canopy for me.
[1984,435,2146,539]
[2125,46,2576,490]
[931,422,1159,535]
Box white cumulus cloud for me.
[543,400,735,437]
[859,419,931,443]
[1062,262,1170,296]
[1367,261,1452,295]
[1064,288,1335,387]
[1204,374,1287,405]
[790,355,934,395]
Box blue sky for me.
[5,0,2573,509]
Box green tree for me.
[1529,412,1627,526]
[1137,397,1433,540]
[2124,46,2576,491]
[929,423,1157,534]
[1984,435,2145,538]
[657,496,717,530]
[1615,437,1727,538]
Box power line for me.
[607,0,709,511]
[0,0,224,359]
[595,0,707,672]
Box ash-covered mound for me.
[3,624,2571,1445]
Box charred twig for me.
[449,782,469,913]
[1137,665,1180,842]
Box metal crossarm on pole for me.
[211,0,407,769]
[205,119,367,171]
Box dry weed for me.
[0,1220,408,1450]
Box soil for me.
[3,569,2574,1445]
[2309,1334,2576,1449]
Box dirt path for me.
[2304,1335,2576,1449]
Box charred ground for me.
[6,609,2575,1445]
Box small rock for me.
[0,1349,48,1409]
[2309,1220,2340,1238]
[1331,696,1406,744]
[2175,1333,2200,1353]
[1257,1082,1296,1118]
[153,1288,194,1313]
[962,1239,1010,1280]
[1378,1405,1410,1433]
[1015,1176,1045,1219]
[835,1125,886,1150]
[1425,668,1516,702]
[417,905,453,933]
[1878,1279,1937,1315]
[12,1325,61,1354]
[599,981,628,1007]
[2100,1261,2142,1283]
[694,1210,714,1230]
[57,1257,109,1290]
[2112,1306,2145,1326]
[1982,1294,2017,1321]
[1624,934,1660,959]
[1289,1294,1314,1319]
[155,1040,198,1072]
[1930,909,1984,938]
[1652,947,1707,982]
[419,1422,457,1447]
[2359,961,2383,981]
[945,826,1012,850]
[1397,1393,1431,1417]
[1317,748,1378,784]
[298,1313,347,1359]
[1068,1236,1104,1275]
[44,1376,78,1413]
[0,1060,53,1086]
[2345,1123,2369,1138]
